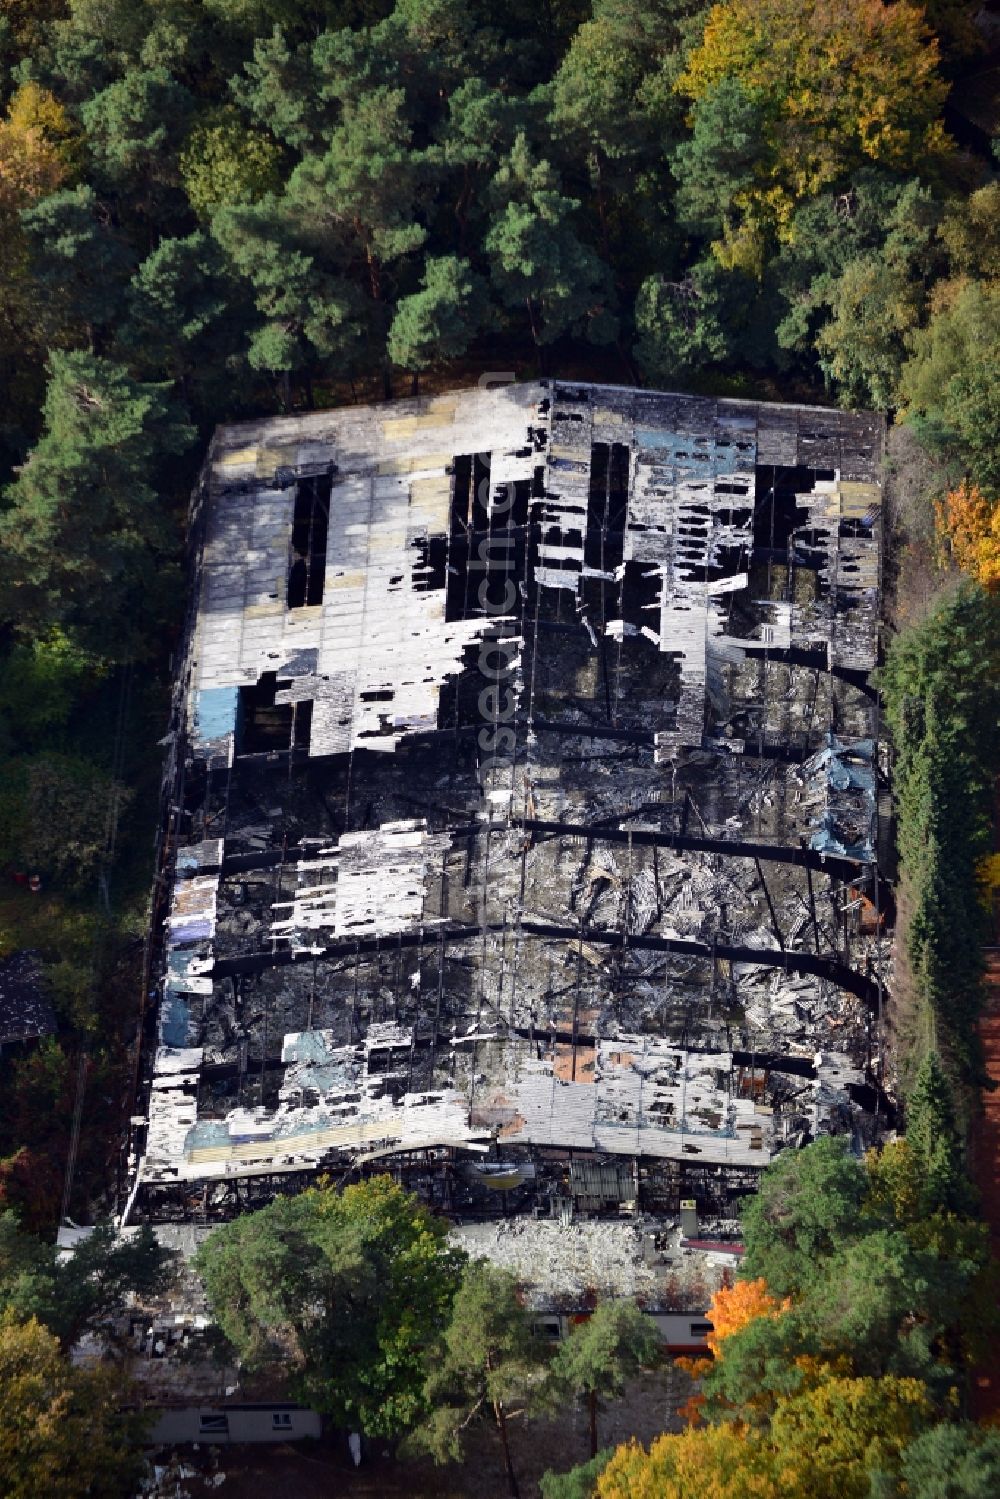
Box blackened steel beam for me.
[211,919,880,1006]
[221,815,874,880]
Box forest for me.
[0,0,998,1491]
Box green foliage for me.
[678,1152,988,1460]
[196,1176,464,1436]
[905,1052,975,1216]
[0,753,132,891]
[937,184,1000,284]
[671,76,772,247]
[901,1422,1000,1498]
[388,254,489,370]
[20,185,135,347]
[0,1311,145,1498]
[800,1227,973,1386]
[80,67,193,184]
[899,280,1000,493]
[634,258,747,379]
[0,633,100,753]
[285,85,428,279]
[122,231,239,383]
[0,350,193,658]
[697,1299,813,1423]
[179,107,284,218]
[879,586,1000,1083]
[0,0,990,473]
[740,1136,867,1296]
[0,14,992,1497]
[770,174,941,368]
[211,197,363,381]
[704,1136,996,1428]
[407,1258,545,1475]
[548,1299,661,1457]
[549,0,686,248]
[540,1448,613,1499]
[676,0,952,238]
[485,132,616,348]
[814,256,922,410]
[0,1212,174,1349]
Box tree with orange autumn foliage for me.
[935,481,1000,592]
[677,1276,791,1421]
[704,1277,790,1358]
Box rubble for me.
[124,380,889,1229]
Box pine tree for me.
[387,255,490,378]
[905,1051,973,1216]
[20,186,135,352]
[408,1259,546,1498]
[485,132,617,353]
[0,351,193,659]
[548,1300,661,1458]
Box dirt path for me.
[970,952,1000,1419]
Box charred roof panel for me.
[126,381,887,1221]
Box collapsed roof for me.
[125,380,888,1224]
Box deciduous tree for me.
[0,1312,144,1498]
[899,280,1000,492]
[596,1422,769,1498]
[594,1374,933,1499]
[814,254,922,409]
[196,1176,464,1437]
[766,1373,932,1498]
[0,753,132,892]
[179,106,284,218]
[941,482,1000,593]
[676,0,951,249]
[704,1277,789,1357]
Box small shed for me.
[147,1404,322,1445]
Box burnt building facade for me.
[123,380,889,1226]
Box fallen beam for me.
[211,919,881,1007]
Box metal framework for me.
[121,380,889,1226]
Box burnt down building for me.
[123,380,889,1227]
